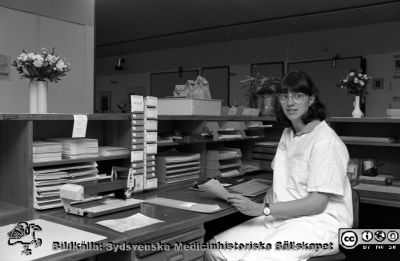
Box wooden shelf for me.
[157,136,267,147]
[32,155,130,167]
[344,141,400,147]
[2,114,400,123]
[0,113,131,121]
[359,196,400,208]
[158,115,276,121]
[327,117,400,123]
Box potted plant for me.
[337,69,371,118]
[12,48,70,113]
[241,72,280,116]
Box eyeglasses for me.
[278,93,307,103]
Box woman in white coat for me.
[205,71,353,261]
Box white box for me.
[133,174,144,192]
[145,96,158,107]
[145,120,158,130]
[145,143,157,154]
[145,108,158,119]
[144,178,158,189]
[146,132,157,142]
[131,95,144,113]
[158,98,222,116]
[131,150,144,162]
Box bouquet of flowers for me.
[12,48,70,83]
[337,69,371,95]
[241,72,280,107]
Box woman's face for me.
[278,91,315,122]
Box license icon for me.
[341,231,358,248]
[387,231,399,242]
[362,231,373,242]
[374,231,386,242]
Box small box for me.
[133,174,144,192]
[131,150,144,162]
[144,178,158,190]
[145,120,158,130]
[145,96,158,107]
[145,143,158,155]
[131,119,144,125]
[131,138,144,144]
[158,98,222,116]
[145,108,158,119]
[146,132,158,143]
[131,95,144,113]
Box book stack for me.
[251,141,278,171]
[156,149,200,184]
[33,141,62,163]
[47,138,99,159]
[144,96,158,190]
[33,161,104,210]
[205,148,243,178]
[130,95,145,193]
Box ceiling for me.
[95,0,400,57]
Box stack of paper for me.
[47,138,99,159]
[33,141,62,163]
[33,161,104,209]
[251,142,277,171]
[156,149,201,184]
[205,148,243,178]
[99,146,130,157]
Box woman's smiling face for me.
[278,91,315,122]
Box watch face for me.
[263,207,270,216]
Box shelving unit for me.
[157,115,280,181]
[2,114,398,211]
[327,117,400,208]
[0,113,131,209]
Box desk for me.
[1,177,266,261]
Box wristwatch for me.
[263,202,271,216]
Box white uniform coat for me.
[206,121,353,261]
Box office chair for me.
[309,188,360,261]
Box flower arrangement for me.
[12,48,70,83]
[241,72,280,107]
[337,69,371,95]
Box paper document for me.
[145,197,222,213]
[83,198,142,213]
[197,179,231,201]
[96,213,163,232]
[72,114,88,138]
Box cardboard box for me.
[158,98,222,116]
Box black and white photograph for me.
[0,1,400,261]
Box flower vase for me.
[260,94,276,116]
[29,80,48,113]
[29,81,38,113]
[352,95,363,118]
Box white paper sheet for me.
[72,115,88,138]
[197,179,231,201]
[96,213,163,232]
[0,219,106,261]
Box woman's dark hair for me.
[275,70,326,127]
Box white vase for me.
[29,81,38,113]
[29,80,48,113]
[352,95,363,118]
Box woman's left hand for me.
[227,194,264,216]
